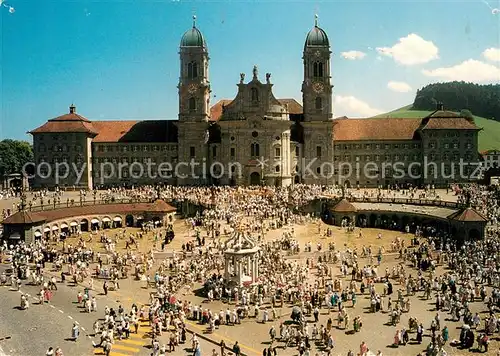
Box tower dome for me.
[304,15,329,50]
[180,15,206,48]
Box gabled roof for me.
[333,118,421,141]
[331,198,357,213]
[447,207,488,222]
[209,98,303,122]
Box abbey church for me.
[30,18,481,189]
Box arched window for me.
[187,61,198,79]
[251,88,259,102]
[313,61,324,78]
[251,143,260,157]
[189,97,197,111]
[315,97,322,110]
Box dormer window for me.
[313,61,324,78]
[187,61,198,79]
[251,88,259,103]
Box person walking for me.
[233,341,241,356]
[71,322,79,341]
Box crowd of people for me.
[0,183,499,355]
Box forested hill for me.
[412,82,499,121]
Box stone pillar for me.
[224,255,229,281]
[247,256,251,277]
[253,255,258,281]
[235,258,240,284]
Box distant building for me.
[29,17,482,189]
[481,150,500,170]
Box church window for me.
[189,146,195,158]
[252,131,258,138]
[295,146,300,156]
[251,143,260,157]
[313,61,324,78]
[212,146,217,157]
[230,147,236,158]
[39,143,46,152]
[251,88,259,102]
[316,146,322,158]
[275,165,280,173]
[275,147,281,158]
[187,61,198,79]
[189,97,197,111]
[315,97,322,111]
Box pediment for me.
[248,116,263,128]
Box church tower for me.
[178,15,210,122]
[301,15,333,122]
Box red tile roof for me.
[422,118,479,130]
[333,118,421,141]
[92,120,178,143]
[331,199,357,213]
[29,121,98,135]
[425,110,461,119]
[210,100,232,122]
[29,107,98,135]
[1,200,176,225]
[447,207,488,222]
[2,211,46,225]
[209,98,303,121]
[50,112,91,122]
[91,121,138,142]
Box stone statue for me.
[253,65,258,79]
[240,73,245,83]
[266,72,271,83]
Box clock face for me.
[187,83,198,94]
[315,50,321,57]
[312,82,324,93]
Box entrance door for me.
[249,172,260,186]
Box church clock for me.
[188,83,198,94]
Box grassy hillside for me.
[372,105,500,152]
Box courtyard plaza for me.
[0,185,499,356]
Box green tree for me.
[412,81,499,121]
[0,139,33,178]
[460,109,475,123]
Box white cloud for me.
[422,59,500,83]
[376,33,439,65]
[335,95,384,117]
[340,50,366,60]
[483,47,500,62]
[387,81,412,93]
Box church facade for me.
[29,18,481,190]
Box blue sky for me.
[1,0,499,140]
